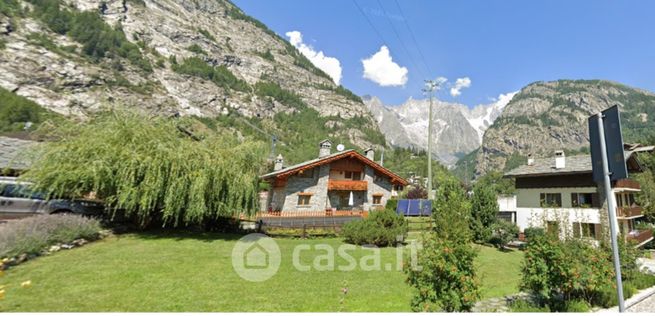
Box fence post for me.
[302,224,307,239]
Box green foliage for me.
[27,0,152,72]
[474,171,515,195]
[186,44,207,55]
[198,28,216,42]
[520,234,616,310]
[172,57,249,92]
[432,178,472,242]
[334,85,362,103]
[523,227,545,240]
[21,109,266,227]
[0,214,101,258]
[0,38,5,50]
[452,148,477,185]
[385,199,398,212]
[503,152,526,172]
[0,0,22,16]
[509,299,550,312]
[405,233,480,311]
[0,86,61,133]
[341,209,407,247]
[637,151,655,221]
[489,220,519,248]
[256,49,274,61]
[383,147,457,190]
[254,81,306,109]
[470,184,499,243]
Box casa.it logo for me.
[232,233,281,282]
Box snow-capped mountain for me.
[364,92,516,166]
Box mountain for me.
[473,79,655,176]
[364,93,515,166]
[0,0,384,164]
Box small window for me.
[344,171,352,179]
[372,195,382,205]
[297,195,311,206]
[540,193,562,207]
[571,193,593,208]
[352,171,361,180]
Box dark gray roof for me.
[0,136,37,171]
[261,150,355,179]
[505,155,593,177]
[504,150,645,178]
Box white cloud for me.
[361,46,408,87]
[285,31,342,85]
[450,77,471,97]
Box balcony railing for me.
[328,179,368,191]
[617,206,644,218]
[614,179,641,190]
[627,229,653,245]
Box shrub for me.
[172,57,249,92]
[521,234,616,310]
[405,233,480,311]
[0,214,102,258]
[341,209,407,247]
[406,186,427,199]
[564,299,591,312]
[489,220,519,248]
[385,199,398,212]
[254,81,306,109]
[432,178,472,242]
[187,44,207,55]
[0,86,61,133]
[470,184,499,243]
[523,227,545,240]
[198,28,216,42]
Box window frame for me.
[297,194,312,206]
[540,193,562,208]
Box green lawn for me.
[0,232,523,312]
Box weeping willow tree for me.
[22,110,266,227]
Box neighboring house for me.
[0,136,37,176]
[260,140,408,212]
[503,146,654,247]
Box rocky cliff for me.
[474,79,655,175]
[0,0,383,162]
[364,93,514,166]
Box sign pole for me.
[597,113,626,312]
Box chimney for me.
[527,153,534,166]
[274,154,284,171]
[364,148,375,161]
[554,150,565,169]
[318,139,332,158]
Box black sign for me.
[588,105,628,182]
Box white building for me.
[503,147,653,247]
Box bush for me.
[254,81,306,109]
[405,233,479,311]
[0,86,61,133]
[385,199,398,212]
[0,214,102,258]
[489,220,519,248]
[172,57,249,92]
[564,299,591,312]
[341,209,407,247]
[470,184,499,243]
[521,234,616,310]
[187,44,207,55]
[523,227,545,240]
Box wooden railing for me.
[614,179,641,190]
[627,229,653,245]
[327,180,368,191]
[617,206,643,218]
[256,210,368,218]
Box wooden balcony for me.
[627,229,653,245]
[328,179,368,191]
[617,206,644,218]
[614,179,641,191]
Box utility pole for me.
[422,79,444,199]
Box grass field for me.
[0,231,523,312]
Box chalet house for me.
[260,140,408,212]
[503,146,654,247]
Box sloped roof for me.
[0,136,37,171]
[505,151,643,178]
[261,150,408,185]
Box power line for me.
[375,0,427,80]
[392,0,434,76]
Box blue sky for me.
[232,0,655,107]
